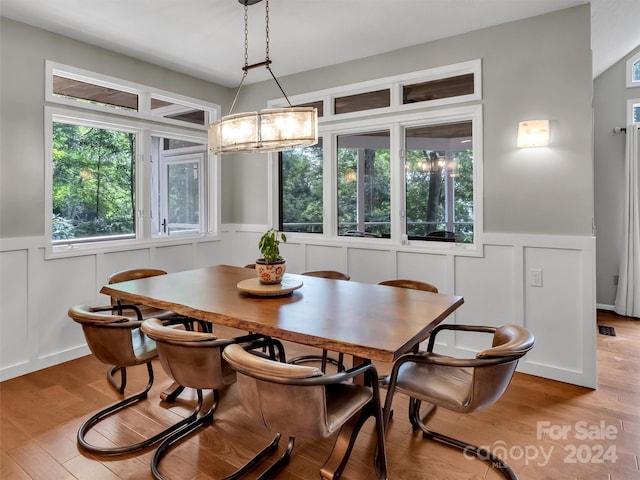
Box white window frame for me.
[44,62,221,258]
[628,98,640,125]
[626,52,640,88]
[268,60,483,255]
[158,150,207,237]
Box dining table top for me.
[100,264,464,363]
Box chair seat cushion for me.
[325,382,373,435]
[131,328,158,363]
[394,356,474,412]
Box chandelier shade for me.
[208,0,318,155]
[208,106,317,154]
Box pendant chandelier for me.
[208,0,318,154]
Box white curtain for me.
[614,125,640,317]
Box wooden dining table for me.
[100,264,464,479]
[101,264,464,364]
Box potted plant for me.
[256,228,287,284]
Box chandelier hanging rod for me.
[243,60,271,71]
[208,0,318,154]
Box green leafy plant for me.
[258,228,287,264]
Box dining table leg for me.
[351,355,370,385]
[159,382,184,402]
[319,355,387,480]
[320,404,372,479]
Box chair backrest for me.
[108,268,168,285]
[469,324,535,411]
[141,318,236,390]
[425,230,456,242]
[378,279,438,293]
[107,268,172,318]
[68,304,155,367]
[342,230,379,238]
[224,344,372,439]
[301,270,351,281]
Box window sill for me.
[45,233,220,260]
[281,231,483,257]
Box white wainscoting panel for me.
[33,249,95,359]
[395,251,450,293]
[0,230,597,388]
[1,249,29,369]
[301,244,348,275]
[453,245,517,351]
[230,227,263,267]
[347,248,397,282]
[0,236,230,381]
[524,246,589,373]
[101,249,152,281]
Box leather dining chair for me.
[107,268,196,396]
[381,324,534,480]
[108,268,184,322]
[377,279,439,353]
[68,304,195,456]
[377,278,439,293]
[140,318,286,480]
[222,343,388,480]
[301,270,351,281]
[288,270,351,372]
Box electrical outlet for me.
[529,268,543,287]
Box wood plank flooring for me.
[1,310,638,479]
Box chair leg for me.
[410,399,518,480]
[78,362,196,456]
[288,352,347,373]
[159,383,186,403]
[336,353,345,372]
[320,405,374,480]
[151,389,219,480]
[255,436,295,480]
[221,434,282,480]
[107,365,126,393]
[370,375,389,480]
[408,398,436,431]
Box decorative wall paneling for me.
[0,228,596,389]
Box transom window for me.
[627,52,640,88]
[629,99,640,125]
[45,62,219,254]
[277,59,482,249]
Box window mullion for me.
[138,131,152,240]
[390,123,404,244]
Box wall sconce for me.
[517,120,550,148]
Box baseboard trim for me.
[596,303,615,311]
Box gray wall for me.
[0,17,232,238]
[2,6,595,277]
[226,6,594,238]
[594,44,640,305]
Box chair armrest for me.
[258,362,381,388]
[427,324,496,352]
[90,304,143,321]
[395,352,520,369]
[68,304,143,327]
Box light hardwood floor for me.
[1,310,638,479]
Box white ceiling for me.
[1,0,639,87]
